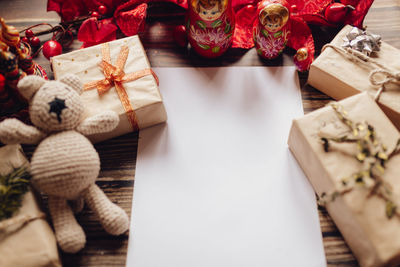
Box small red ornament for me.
[0,74,5,91]
[98,5,107,15]
[91,11,99,18]
[21,36,29,44]
[173,25,188,48]
[325,3,354,24]
[30,36,41,47]
[42,40,62,60]
[25,29,34,38]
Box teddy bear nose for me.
[48,97,67,123]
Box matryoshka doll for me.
[253,0,290,59]
[186,0,235,58]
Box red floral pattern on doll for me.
[187,0,235,57]
[188,12,234,54]
[253,23,289,58]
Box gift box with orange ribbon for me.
[51,36,167,143]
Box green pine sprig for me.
[319,103,400,219]
[0,166,31,221]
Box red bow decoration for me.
[48,0,148,48]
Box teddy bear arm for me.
[48,196,86,253]
[76,111,120,136]
[0,118,46,145]
[83,184,129,235]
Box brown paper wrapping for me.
[308,25,400,130]
[288,93,400,267]
[0,145,61,267]
[51,36,167,143]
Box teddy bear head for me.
[17,74,84,132]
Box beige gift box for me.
[51,36,167,143]
[0,145,60,267]
[308,25,400,130]
[288,93,400,267]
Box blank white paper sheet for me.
[126,66,326,267]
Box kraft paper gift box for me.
[288,93,400,267]
[0,145,60,267]
[51,36,167,143]
[308,25,400,130]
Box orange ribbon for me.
[84,43,159,131]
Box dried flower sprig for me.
[318,103,400,219]
[0,166,31,221]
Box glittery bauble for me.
[42,40,62,60]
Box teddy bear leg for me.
[83,184,129,235]
[48,196,86,253]
[70,196,85,213]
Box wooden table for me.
[1,0,399,266]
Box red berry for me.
[21,37,29,44]
[25,29,34,38]
[30,36,40,47]
[91,11,99,18]
[98,5,107,15]
[291,5,298,13]
[42,40,62,60]
[173,25,188,48]
[325,3,353,24]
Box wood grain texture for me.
[1,0,399,266]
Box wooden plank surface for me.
[1,0,399,266]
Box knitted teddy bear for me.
[0,74,129,253]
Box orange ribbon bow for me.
[84,43,159,131]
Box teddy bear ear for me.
[59,74,83,95]
[17,75,46,101]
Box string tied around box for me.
[83,43,159,131]
[0,212,46,233]
[321,27,400,102]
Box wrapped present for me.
[308,25,400,130]
[0,145,60,267]
[51,35,167,143]
[288,92,400,267]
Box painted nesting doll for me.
[253,0,290,59]
[186,0,235,58]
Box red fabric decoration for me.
[344,0,374,28]
[114,0,148,36]
[49,0,149,47]
[78,17,118,48]
[291,0,331,16]
[232,4,257,48]
[287,16,314,71]
[155,0,188,9]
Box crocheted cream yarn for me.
[0,74,129,253]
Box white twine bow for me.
[369,70,400,101]
[321,27,399,102]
